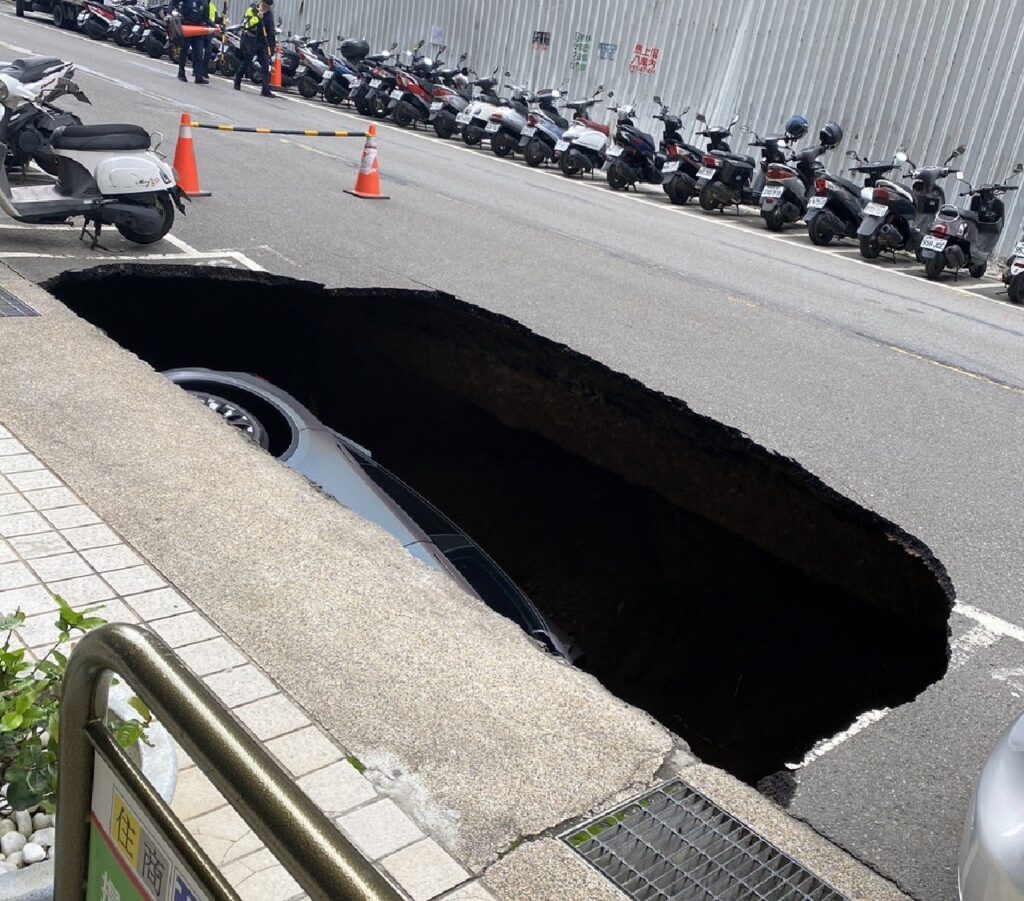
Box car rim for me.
[189,392,262,445]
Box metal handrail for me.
[54,623,402,900]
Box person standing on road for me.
[170,0,210,83]
[233,0,276,98]
[204,0,222,80]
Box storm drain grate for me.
[565,780,847,901]
[0,288,38,318]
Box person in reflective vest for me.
[233,0,276,97]
[204,0,221,79]
[169,0,209,84]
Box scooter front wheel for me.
[114,193,174,245]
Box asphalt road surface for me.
[4,12,1024,899]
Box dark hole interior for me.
[49,266,954,786]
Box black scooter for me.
[804,150,901,245]
[663,111,731,205]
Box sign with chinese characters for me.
[569,30,592,71]
[598,41,617,61]
[87,755,210,901]
[628,42,660,75]
[532,30,551,51]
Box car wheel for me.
[186,390,270,449]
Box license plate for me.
[606,145,623,157]
[761,185,784,199]
[132,24,140,32]
[1012,262,1024,275]
[921,235,947,252]
[1014,241,1024,256]
[142,28,150,37]
[390,89,403,100]
[662,161,679,174]
[863,202,888,217]
[369,79,381,88]
[521,126,536,137]
[807,195,827,208]
[430,101,442,111]
[697,166,716,179]
[455,112,470,124]
[554,140,568,152]
[485,122,500,133]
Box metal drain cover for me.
[565,780,846,901]
[0,288,38,318]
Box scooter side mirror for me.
[680,105,690,115]
[695,112,706,123]
[845,150,858,160]
[652,94,662,105]
[955,171,966,181]
[1013,162,1024,175]
[729,114,739,126]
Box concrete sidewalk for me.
[0,263,908,900]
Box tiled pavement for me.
[0,423,497,901]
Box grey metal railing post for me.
[54,623,402,901]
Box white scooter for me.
[0,68,183,246]
[556,88,617,178]
[457,70,504,146]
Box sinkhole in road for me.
[50,265,955,787]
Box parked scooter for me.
[457,70,504,146]
[606,97,681,191]
[663,111,732,205]
[518,90,569,167]
[857,145,965,259]
[77,2,117,40]
[696,115,789,212]
[485,83,530,157]
[0,57,86,176]
[427,62,471,139]
[350,43,397,116]
[558,88,614,177]
[759,121,842,230]
[295,37,331,98]
[389,48,452,129]
[803,150,901,245]
[322,38,369,106]
[1001,233,1024,304]
[919,163,1022,280]
[0,71,184,245]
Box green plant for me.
[0,597,150,813]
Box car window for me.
[442,546,534,627]
[350,454,455,537]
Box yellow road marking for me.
[888,346,1024,396]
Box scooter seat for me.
[716,151,756,166]
[3,57,66,84]
[51,124,151,151]
[836,176,862,195]
[579,118,609,136]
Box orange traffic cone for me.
[180,24,217,38]
[344,124,389,200]
[270,47,283,89]
[172,113,211,198]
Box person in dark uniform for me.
[233,0,276,97]
[170,0,209,83]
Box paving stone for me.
[0,540,14,564]
[266,726,343,778]
[186,806,254,865]
[123,586,189,621]
[22,487,78,511]
[171,766,226,821]
[27,552,91,582]
[0,455,44,474]
[0,584,56,616]
[60,524,120,550]
[7,531,72,558]
[0,561,36,590]
[204,664,277,708]
[5,470,60,491]
[16,611,65,649]
[47,574,114,606]
[440,883,499,901]
[0,511,49,538]
[381,839,469,901]
[102,564,165,596]
[0,425,10,439]
[295,758,377,815]
[176,637,248,676]
[42,505,100,530]
[234,861,303,901]
[81,544,143,572]
[0,475,11,495]
[221,830,264,865]
[233,692,310,740]
[149,611,219,648]
[0,439,27,457]
[0,495,31,516]
[337,798,424,860]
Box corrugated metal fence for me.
[274,0,1024,257]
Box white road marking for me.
[788,620,1001,770]
[956,603,1024,643]
[162,233,201,254]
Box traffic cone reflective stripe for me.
[270,47,283,89]
[344,124,389,200]
[172,113,211,198]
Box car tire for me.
[185,389,270,449]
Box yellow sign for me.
[111,792,141,869]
